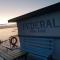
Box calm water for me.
[0,27,18,41]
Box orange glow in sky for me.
[0,0,59,24]
[0,20,7,24]
[0,19,8,24]
[0,16,10,24]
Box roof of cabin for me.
[8,2,60,22]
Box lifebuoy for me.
[9,36,17,47]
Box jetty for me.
[0,45,27,60]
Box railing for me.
[0,36,20,51]
[0,36,27,60]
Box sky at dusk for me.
[0,0,60,24]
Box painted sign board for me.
[19,12,60,37]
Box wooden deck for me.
[0,45,26,60]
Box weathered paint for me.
[17,11,60,60]
[18,11,60,37]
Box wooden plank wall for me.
[20,37,54,60]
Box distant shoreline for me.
[0,25,17,29]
